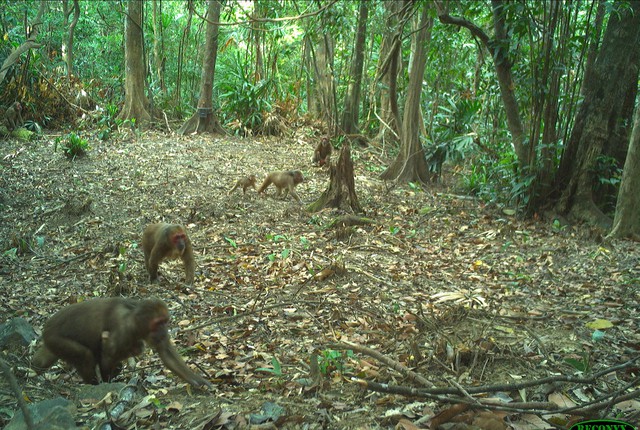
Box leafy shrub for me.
[55,132,90,159]
[217,53,273,134]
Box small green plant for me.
[56,132,89,159]
[408,182,422,192]
[551,219,567,233]
[96,104,120,140]
[564,353,590,373]
[257,356,283,376]
[266,233,289,242]
[317,349,354,375]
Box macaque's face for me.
[171,232,187,252]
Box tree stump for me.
[307,142,363,213]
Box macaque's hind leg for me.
[45,337,99,384]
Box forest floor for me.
[0,127,639,430]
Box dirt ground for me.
[0,130,638,429]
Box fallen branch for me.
[331,346,639,415]
[0,357,34,430]
[326,340,434,388]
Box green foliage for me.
[317,349,354,375]
[564,353,590,373]
[217,53,273,133]
[257,356,283,376]
[461,147,527,208]
[551,219,567,233]
[224,237,238,248]
[95,104,120,140]
[592,155,622,187]
[55,132,89,159]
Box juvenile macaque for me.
[4,102,24,130]
[228,174,257,195]
[257,170,304,202]
[32,298,211,387]
[312,137,332,166]
[142,223,195,284]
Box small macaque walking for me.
[257,170,304,202]
[142,223,195,284]
[32,297,211,387]
[228,174,257,195]
[312,137,332,166]
[4,101,24,130]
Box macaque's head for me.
[248,175,257,184]
[171,231,187,253]
[292,170,304,185]
[138,299,170,345]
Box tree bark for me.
[118,0,151,123]
[177,0,224,135]
[313,29,338,134]
[374,1,408,146]
[152,0,166,95]
[554,2,640,228]
[341,1,368,135]
[607,104,640,241]
[308,142,362,214]
[64,0,79,80]
[380,5,432,184]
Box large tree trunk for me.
[340,1,368,135]
[314,32,338,134]
[380,5,432,184]
[607,104,640,241]
[554,2,640,228]
[308,142,362,214]
[118,0,151,123]
[177,0,224,135]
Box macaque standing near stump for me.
[228,174,257,195]
[32,297,211,387]
[142,223,195,284]
[312,138,332,166]
[257,170,304,202]
[4,102,24,130]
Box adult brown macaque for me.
[228,174,257,195]
[142,223,195,284]
[4,102,24,130]
[312,138,332,166]
[32,298,211,387]
[257,170,304,202]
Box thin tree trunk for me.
[152,0,166,95]
[341,1,368,135]
[177,0,223,135]
[175,1,194,107]
[380,5,432,184]
[65,0,79,80]
[435,0,528,169]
